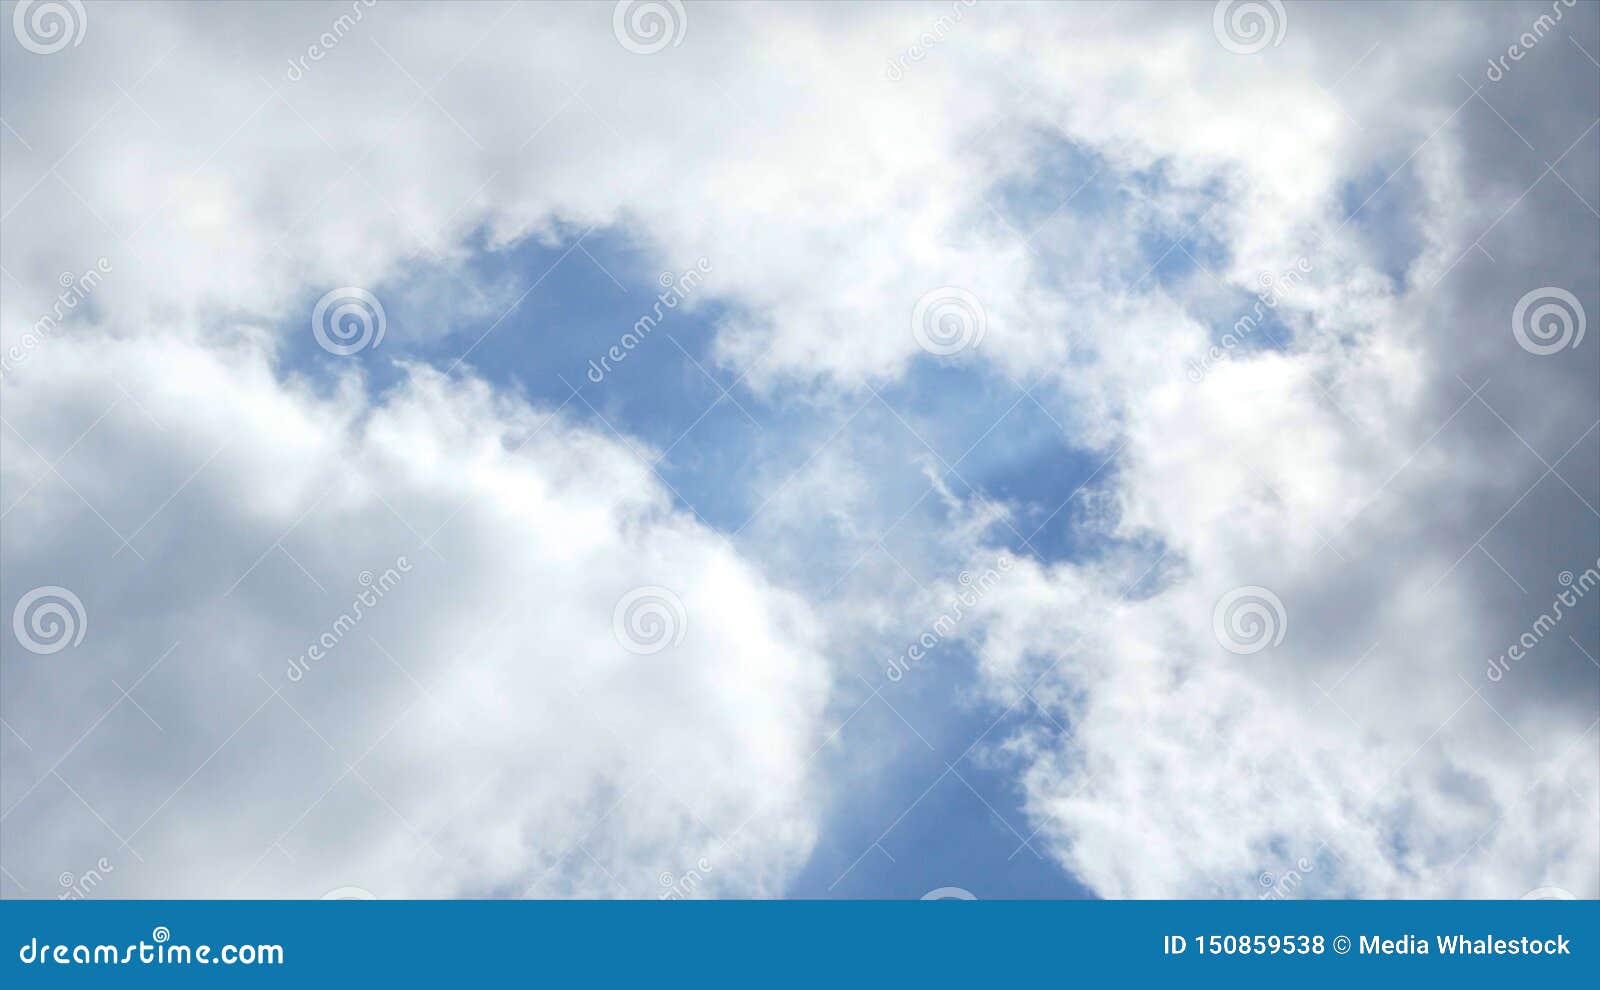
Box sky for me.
[0,0,1597,901]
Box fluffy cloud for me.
[1,330,828,897]
[954,3,1600,898]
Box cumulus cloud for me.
[1,329,828,897]
[953,3,1600,898]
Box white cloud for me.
[1,331,828,897]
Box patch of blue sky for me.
[1206,289,1298,356]
[282,200,1163,899]
[989,136,1224,296]
[1336,161,1426,291]
[787,639,1090,900]
[986,132,1116,235]
[814,358,1119,571]
[330,229,758,528]
[276,161,1177,570]
[300,214,1153,590]
[1137,223,1214,288]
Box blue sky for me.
[298,222,1108,898]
